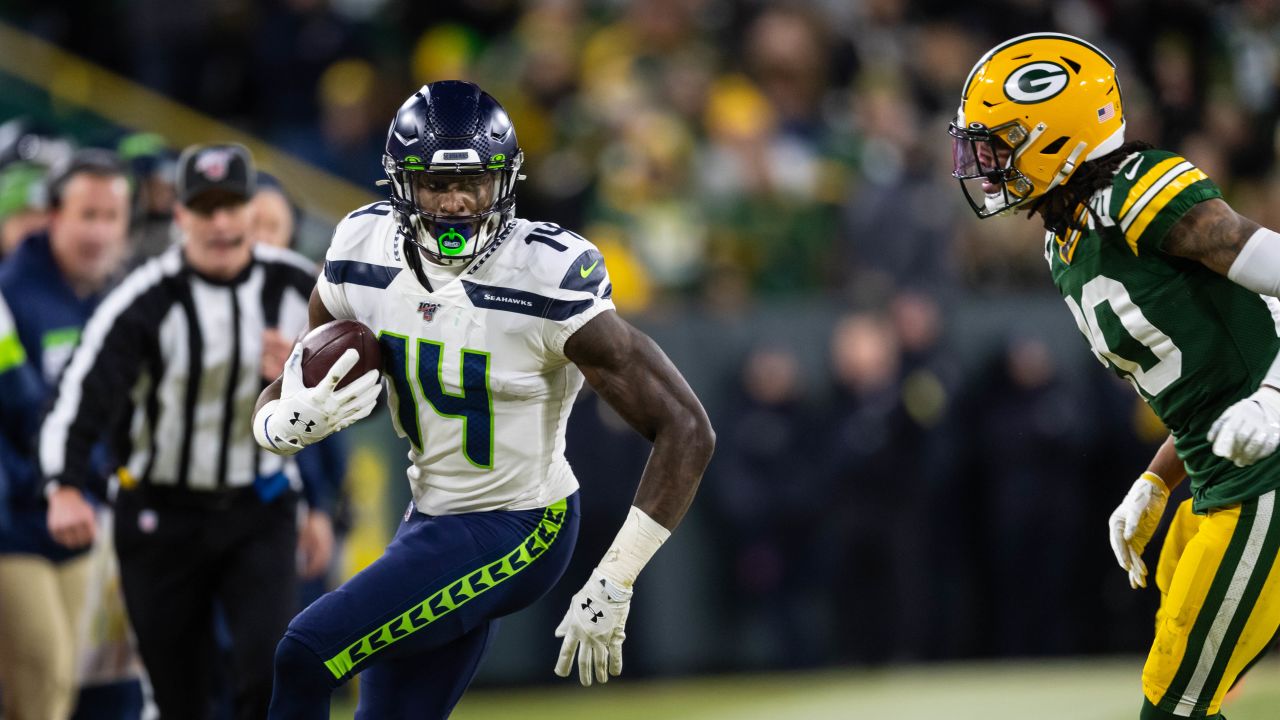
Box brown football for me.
[299,320,382,389]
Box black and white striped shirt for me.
[39,243,316,493]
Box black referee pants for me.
[114,488,298,720]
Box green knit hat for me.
[0,163,46,219]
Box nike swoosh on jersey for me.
[579,259,600,278]
[1124,157,1143,181]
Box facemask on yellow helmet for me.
[950,32,1126,218]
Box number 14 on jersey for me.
[379,332,495,469]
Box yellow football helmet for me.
[950,32,1126,218]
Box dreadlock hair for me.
[1028,140,1153,237]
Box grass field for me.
[333,657,1280,719]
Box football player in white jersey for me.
[253,80,715,718]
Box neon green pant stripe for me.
[323,498,568,680]
[0,332,26,373]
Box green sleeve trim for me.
[0,332,27,373]
[42,327,80,350]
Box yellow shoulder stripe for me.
[1118,156,1186,219]
[1056,204,1089,264]
[1123,168,1208,254]
[1057,228,1082,264]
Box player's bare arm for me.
[1165,199,1280,466]
[564,310,714,530]
[253,287,337,417]
[555,309,713,686]
[1165,198,1280,472]
[1163,198,1261,276]
[252,287,378,456]
[1145,434,1187,492]
[1165,197,1280,311]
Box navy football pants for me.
[268,493,579,719]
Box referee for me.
[39,143,327,719]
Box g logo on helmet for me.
[1003,61,1069,104]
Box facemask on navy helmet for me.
[382,81,523,265]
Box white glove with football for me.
[555,569,633,686]
[1108,472,1170,589]
[1208,386,1280,467]
[254,345,380,456]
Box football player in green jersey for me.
[953,32,1280,719]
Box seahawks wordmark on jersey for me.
[1047,149,1280,511]
[317,201,614,515]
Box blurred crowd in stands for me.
[2,0,1280,677]
[8,0,1280,306]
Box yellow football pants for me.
[1156,500,1205,599]
[1142,490,1280,718]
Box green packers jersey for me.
[1048,149,1280,512]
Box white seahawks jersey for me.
[315,202,615,515]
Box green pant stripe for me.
[322,498,569,680]
[1158,495,1258,712]
[1158,491,1276,715]
[1189,490,1280,714]
[0,332,26,373]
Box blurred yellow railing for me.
[0,20,379,223]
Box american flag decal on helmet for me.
[1097,103,1116,123]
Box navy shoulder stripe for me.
[462,281,594,321]
[324,260,400,289]
[346,201,391,220]
[559,249,606,295]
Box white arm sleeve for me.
[1228,228,1280,297]
[1229,228,1280,388]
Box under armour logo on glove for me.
[253,346,381,457]
[555,569,634,686]
[288,412,317,433]
[579,598,605,623]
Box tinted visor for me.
[413,171,496,204]
[948,122,1018,182]
[947,121,1033,219]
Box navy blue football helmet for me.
[382,81,523,264]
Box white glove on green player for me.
[555,569,633,686]
[1108,472,1170,589]
[1208,386,1280,467]
[254,345,380,456]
